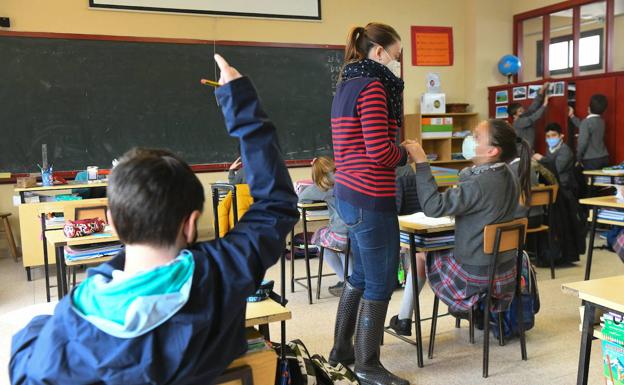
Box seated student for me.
[9,55,299,385]
[532,122,585,266]
[508,82,549,149]
[533,123,576,191]
[228,155,246,184]
[298,156,351,297]
[569,94,609,170]
[401,119,530,317]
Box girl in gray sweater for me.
[390,120,531,335]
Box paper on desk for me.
[399,212,454,226]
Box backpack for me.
[285,232,320,260]
[489,251,540,339]
[274,340,357,385]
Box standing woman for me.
[329,23,410,385]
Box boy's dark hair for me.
[589,94,608,115]
[508,102,522,117]
[108,148,204,247]
[545,122,562,134]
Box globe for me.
[498,54,521,77]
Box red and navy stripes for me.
[331,78,406,211]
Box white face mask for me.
[462,135,477,160]
[383,49,401,78]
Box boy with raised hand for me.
[10,55,299,385]
[508,81,550,149]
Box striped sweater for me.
[331,77,407,211]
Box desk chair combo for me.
[0,212,19,262]
[428,217,528,378]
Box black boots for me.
[354,299,410,385]
[388,315,412,336]
[328,281,363,366]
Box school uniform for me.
[9,77,299,385]
[395,164,422,215]
[415,162,519,312]
[539,140,575,189]
[571,114,609,169]
[513,94,545,149]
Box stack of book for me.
[597,209,624,222]
[601,312,624,385]
[64,241,123,262]
[400,230,454,249]
[298,207,329,219]
[245,328,271,353]
[430,166,459,186]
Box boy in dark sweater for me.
[569,94,609,170]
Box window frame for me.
[536,28,604,76]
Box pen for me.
[200,79,220,87]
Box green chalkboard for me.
[0,34,343,172]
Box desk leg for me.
[290,229,295,293]
[302,208,313,305]
[59,246,68,296]
[281,238,287,362]
[409,234,424,368]
[41,214,51,302]
[577,303,595,385]
[55,247,63,299]
[25,267,31,281]
[584,208,598,281]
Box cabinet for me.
[404,112,479,169]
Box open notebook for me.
[398,212,454,227]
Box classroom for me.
[1,0,624,384]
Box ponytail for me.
[343,22,401,64]
[486,119,532,204]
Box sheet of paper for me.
[398,212,454,226]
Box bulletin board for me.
[411,26,454,66]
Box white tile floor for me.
[1,238,623,384]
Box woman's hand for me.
[214,54,242,85]
[404,142,428,164]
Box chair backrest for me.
[74,205,108,224]
[483,217,528,254]
[211,183,238,239]
[527,184,558,207]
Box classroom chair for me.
[0,212,19,262]
[525,185,558,279]
[428,217,528,378]
[315,239,351,300]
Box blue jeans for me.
[336,198,400,301]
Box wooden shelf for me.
[451,136,469,140]
[422,137,453,141]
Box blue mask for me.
[462,135,477,160]
[546,137,561,149]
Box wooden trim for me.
[0,30,344,50]
[542,14,550,79]
[515,21,523,83]
[514,0,604,22]
[487,70,624,92]
[606,0,614,72]
[572,6,581,77]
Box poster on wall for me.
[89,0,321,19]
[527,85,541,99]
[411,26,453,66]
[495,90,508,104]
[495,105,508,119]
[547,81,565,97]
[512,86,527,100]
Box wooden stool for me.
[0,212,19,262]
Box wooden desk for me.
[292,201,330,304]
[389,214,455,368]
[579,196,624,280]
[15,180,108,203]
[46,230,119,299]
[583,170,624,189]
[562,276,624,385]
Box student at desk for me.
[9,55,299,385]
[298,156,351,297]
[403,119,530,317]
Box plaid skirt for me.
[426,249,517,313]
[311,226,348,252]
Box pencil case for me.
[63,218,106,238]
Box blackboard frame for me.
[0,30,344,182]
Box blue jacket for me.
[9,77,299,385]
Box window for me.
[536,29,603,76]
